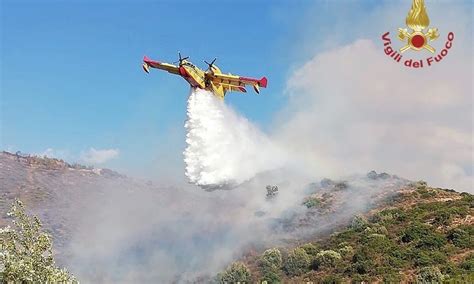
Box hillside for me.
[218,182,474,283]
[1,151,472,282]
[0,151,155,256]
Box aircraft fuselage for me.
[142,54,267,99]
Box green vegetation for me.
[218,262,251,283]
[350,215,368,232]
[218,184,474,283]
[302,197,321,209]
[0,200,77,283]
[314,250,341,268]
[460,253,474,271]
[302,193,333,211]
[416,266,445,282]
[258,248,282,283]
[283,248,310,277]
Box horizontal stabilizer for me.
[253,84,260,94]
[142,63,150,73]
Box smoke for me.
[60,170,309,282]
[271,1,473,193]
[184,88,286,188]
[275,35,472,192]
[57,167,407,283]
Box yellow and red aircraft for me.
[142,53,267,99]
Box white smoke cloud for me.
[275,36,472,192]
[80,148,120,164]
[184,88,286,187]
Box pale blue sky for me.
[2,0,469,178]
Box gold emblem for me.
[398,0,439,53]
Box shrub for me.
[414,251,447,267]
[351,248,375,274]
[351,261,373,275]
[259,248,282,283]
[447,228,472,249]
[416,232,446,249]
[361,233,392,255]
[364,223,388,235]
[315,250,342,268]
[386,254,408,269]
[260,271,280,284]
[367,170,378,180]
[303,197,321,209]
[416,266,445,283]
[413,180,428,190]
[284,248,310,277]
[219,262,251,283]
[261,248,282,268]
[266,185,279,199]
[459,253,474,272]
[338,245,354,258]
[439,263,462,276]
[417,188,436,199]
[300,243,319,258]
[432,208,452,226]
[401,223,446,249]
[460,192,473,203]
[0,200,77,283]
[351,215,368,232]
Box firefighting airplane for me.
[142,53,268,99]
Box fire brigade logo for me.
[398,0,439,53]
[381,0,454,68]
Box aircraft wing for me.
[209,73,268,94]
[142,56,180,75]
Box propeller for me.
[204,58,217,70]
[174,52,189,64]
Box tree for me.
[259,248,282,283]
[284,248,310,277]
[300,243,319,258]
[219,262,251,283]
[0,200,77,283]
[315,250,342,268]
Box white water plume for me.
[184,88,285,188]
